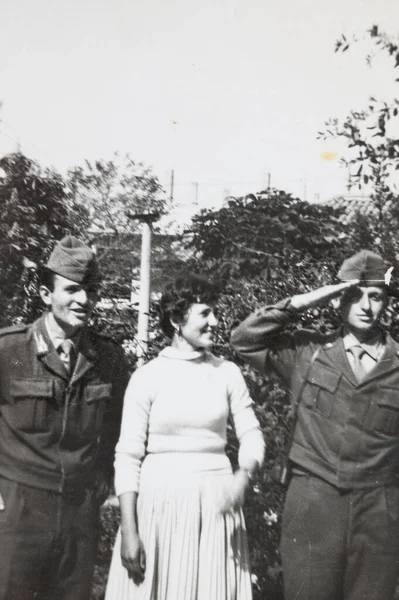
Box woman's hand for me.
[121,530,146,585]
[229,468,251,510]
[214,469,251,514]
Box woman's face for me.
[178,302,218,350]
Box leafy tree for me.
[187,189,350,287]
[66,153,169,237]
[65,153,177,352]
[0,152,76,323]
[319,25,399,260]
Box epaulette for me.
[0,323,29,338]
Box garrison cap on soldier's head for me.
[337,249,390,286]
[46,236,101,284]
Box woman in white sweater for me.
[105,274,265,600]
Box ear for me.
[169,318,180,335]
[39,285,53,308]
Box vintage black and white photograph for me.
[1,1,399,599]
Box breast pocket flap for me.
[11,379,53,399]
[84,383,112,404]
[377,387,399,410]
[306,364,341,394]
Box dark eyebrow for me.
[65,285,81,292]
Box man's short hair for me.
[39,266,57,292]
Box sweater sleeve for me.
[114,364,153,496]
[226,362,265,470]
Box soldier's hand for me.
[290,280,360,312]
[0,491,4,511]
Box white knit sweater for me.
[114,347,265,496]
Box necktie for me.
[59,339,76,374]
[348,345,366,382]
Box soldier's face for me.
[340,285,387,335]
[40,274,99,334]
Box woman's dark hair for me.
[159,274,219,338]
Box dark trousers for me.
[281,474,399,600]
[0,477,99,600]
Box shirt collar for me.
[343,329,385,361]
[44,313,81,351]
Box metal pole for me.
[136,220,152,366]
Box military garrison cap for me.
[46,236,101,284]
[337,250,390,285]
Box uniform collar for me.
[342,329,385,362]
[33,315,95,382]
[323,326,399,386]
[44,313,81,352]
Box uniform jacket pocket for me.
[373,386,399,435]
[9,379,54,431]
[303,363,341,417]
[79,382,112,433]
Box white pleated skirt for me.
[105,453,253,600]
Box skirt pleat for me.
[105,455,253,600]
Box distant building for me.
[321,195,377,224]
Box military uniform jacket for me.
[231,298,399,490]
[0,314,129,499]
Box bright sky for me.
[1,0,398,222]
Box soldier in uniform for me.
[0,236,129,600]
[231,250,399,600]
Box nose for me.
[75,289,89,305]
[208,311,218,327]
[359,293,371,311]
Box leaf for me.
[370,25,378,37]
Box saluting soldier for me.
[0,236,129,600]
[231,250,399,600]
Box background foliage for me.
[2,162,399,600]
[2,24,399,600]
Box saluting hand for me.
[290,280,360,312]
